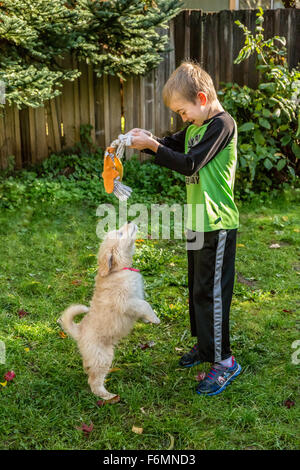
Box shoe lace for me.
[206,363,225,381]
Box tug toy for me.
[102,132,133,201]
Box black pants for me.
[187,228,237,363]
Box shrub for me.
[218,8,300,198]
[0,141,186,209]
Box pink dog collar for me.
[122,267,140,272]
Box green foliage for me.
[218,8,300,198]
[123,154,186,201]
[281,0,296,7]
[0,0,181,109]
[0,140,186,209]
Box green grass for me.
[0,190,299,450]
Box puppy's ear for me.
[98,250,113,277]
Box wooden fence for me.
[0,8,299,169]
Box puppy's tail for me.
[58,304,89,340]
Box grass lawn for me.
[0,190,299,450]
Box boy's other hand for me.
[129,133,159,153]
[130,128,152,137]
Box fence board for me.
[174,12,184,68]
[19,108,31,166]
[0,112,5,169]
[1,105,22,169]
[108,76,122,146]
[242,10,252,86]
[190,10,202,64]
[286,9,298,70]
[45,98,62,155]
[248,10,258,89]
[72,56,81,145]
[60,55,79,148]
[123,76,135,160]
[30,106,48,164]
[144,70,155,137]
[0,105,22,169]
[94,75,106,148]
[232,10,247,86]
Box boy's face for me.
[169,92,209,127]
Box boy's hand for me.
[129,130,159,153]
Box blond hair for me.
[162,60,217,107]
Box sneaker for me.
[196,357,242,396]
[179,343,201,368]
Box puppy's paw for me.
[92,387,117,401]
[150,314,160,325]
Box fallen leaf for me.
[4,371,16,382]
[18,309,29,318]
[59,331,67,339]
[96,400,106,407]
[136,239,145,243]
[269,243,280,249]
[71,280,82,285]
[76,422,94,435]
[196,372,206,382]
[132,425,143,434]
[283,399,295,409]
[175,347,183,352]
[0,381,7,387]
[138,341,155,350]
[167,433,175,450]
[109,367,121,373]
[282,309,293,313]
[237,243,245,247]
[140,407,146,414]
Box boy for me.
[129,61,242,396]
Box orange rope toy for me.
[102,133,133,201]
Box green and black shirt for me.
[145,111,239,233]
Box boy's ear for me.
[198,92,207,106]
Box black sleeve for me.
[142,127,187,156]
[149,115,235,177]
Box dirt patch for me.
[236,272,257,287]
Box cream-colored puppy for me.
[58,222,160,400]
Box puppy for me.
[58,222,160,400]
